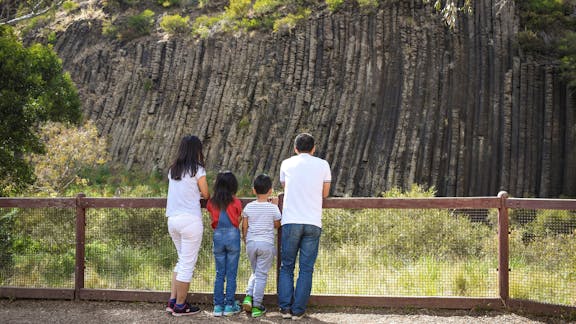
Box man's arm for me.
[322,182,331,198]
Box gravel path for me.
[1,300,572,324]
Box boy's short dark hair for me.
[253,174,272,195]
[294,133,314,153]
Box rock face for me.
[54,0,575,197]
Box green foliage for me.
[192,14,221,38]
[0,25,81,196]
[102,0,143,9]
[123,9,155,40]
[62,1,80,12]
[559,31,576,87]
[357,0,378,9]
[160,13,190,34]
[517,0,576,86]
[28,121,109,196]
[104,9,156,41]
[157,0,181,7]
[273,9,310,34]
[326,0,344,12]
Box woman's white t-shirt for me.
[166,166,206,219]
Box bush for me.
[160,14,191,34]
[121,9,156,41]
[29,121,108,196]
[273,9,310,34]
[326,0,344,12]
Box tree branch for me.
[0,0,65,26]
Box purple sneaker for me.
[172,302,200,316]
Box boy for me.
[241,174,282,318]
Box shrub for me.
[62,1,79,12]
[157,0,181,7]
[120,9,155,41]
[29,121,109,196]
[192,14,222,38]
[273,9,310,34]
[160,14,191,34]
[326,0,344,12]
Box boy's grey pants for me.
[245,240,275,307]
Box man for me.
[278,133,331,320]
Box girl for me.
[206,171,243,316]
[165,135,210,316]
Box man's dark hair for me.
[294,133,314,153]
[253,174,272,195]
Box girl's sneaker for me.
[223,302,241,316]
[251,305,266,318]
[213,305,224,317]
[172,302,200,316]
[242,295,252,312]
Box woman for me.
[165,135,210,316]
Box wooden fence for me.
[0,192,575,318]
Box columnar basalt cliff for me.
[54,0,575,197]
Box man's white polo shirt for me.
[279,153,331,228]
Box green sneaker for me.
[251,305,266,318]
[242,295,252,312]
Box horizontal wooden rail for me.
[507,198,576,210]
[0,198,76,208]
[322,197,502,209]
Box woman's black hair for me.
[211,171,238,210]
[169,135,205,180]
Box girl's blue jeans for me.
[213,227,241,307]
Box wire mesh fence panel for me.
[85,208,174,290]
[0,208,76,288]
[509,208,576,306]
[84,209,278,294]
[314,208,499,296]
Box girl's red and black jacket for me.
[206,197,243,229]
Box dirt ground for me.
[0,299,574,324]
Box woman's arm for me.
[198,176,210,199]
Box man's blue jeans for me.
[213,227,241,307]
[278,224,321,315]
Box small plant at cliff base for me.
[160,14,190,34]
[28,121,109,196]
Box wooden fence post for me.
[497,191,510,305]
[75,193,86,300]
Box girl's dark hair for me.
[169,135,205,180]
[211,171,238,210]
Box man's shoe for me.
[280,308,292,319]
[242,295,253,312]
[172,302,200,316]
[291,312,305,320]
[213,305,224,317]
[251,305,266,318]
[223,303,241,316]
